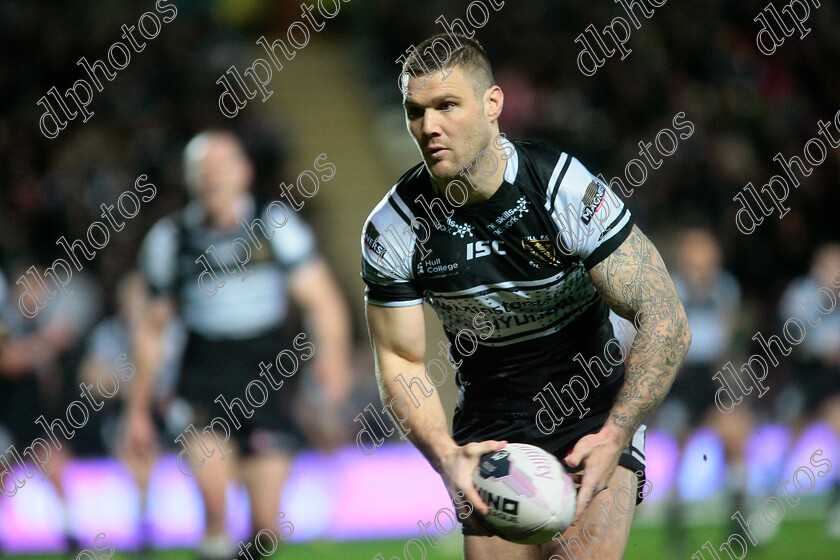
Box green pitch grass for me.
[6,521,838,559]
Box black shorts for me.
[794,361,840,412]
[655,363,718,433]
[0,371,110,457]
[454,407,647,536]
[178,325,304,456]
[0,374,44,447]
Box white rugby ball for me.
[473,443,576,544]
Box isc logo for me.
[466,240,505,260]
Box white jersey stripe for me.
[425,267,572,298]
[544,153,570,210]
[502,137,520,183]
[391,189,416,224]
[365,296,424,307]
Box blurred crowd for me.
[0,0,309,304]
[1,0,839,551]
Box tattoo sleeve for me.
[589,225,692,442]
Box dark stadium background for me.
[1,0,839,558]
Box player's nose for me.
[421,110,441,137]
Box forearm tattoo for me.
[590,226,691,438]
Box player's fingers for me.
[563,441,590,469]
[574,479,595,520]
[465,440,507,458]
[458,441,508,515]
[575,465,612,521]
[464,512,501,537]
[461,482,490,515]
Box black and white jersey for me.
[361,139,633,410]
[140,196,316,340]
[672,271,741,366]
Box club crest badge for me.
[521,236,559,266]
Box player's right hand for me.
[312,355,351,408]
[123,407,156,458]
[439,440,507,535]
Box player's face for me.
[192,137,252,217]
[679,230,721,283]
[403,67,494,182]
[812,245,840,286]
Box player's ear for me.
[485,85,503,123]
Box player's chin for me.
[425,159,460,183]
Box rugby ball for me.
[473,443,576,544]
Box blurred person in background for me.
[125,130,352,560]
[653,227,750,552]
[778,243,840,538]
[0,260,101,553]
[79,271,186,555]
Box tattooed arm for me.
[591,225,691,438]
[565,224,691,519]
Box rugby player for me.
[126,131,351,560]
[361,35,691,559]
[778,243,840,538]
[659,228,749,552]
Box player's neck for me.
[205,194,251,231]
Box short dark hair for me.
[400,34,495,97]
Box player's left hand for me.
[564,427,625,523]
[312,357,351,408]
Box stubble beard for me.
[428,130,492,190]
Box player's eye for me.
[406,106,423,119]
[440,102,455,110]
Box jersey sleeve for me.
[138,217,179,298]
[360,197,424,307]
[549,155,634,269]
[779,277,810,320]
[267,208,318,272]
[87,318,125,365]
